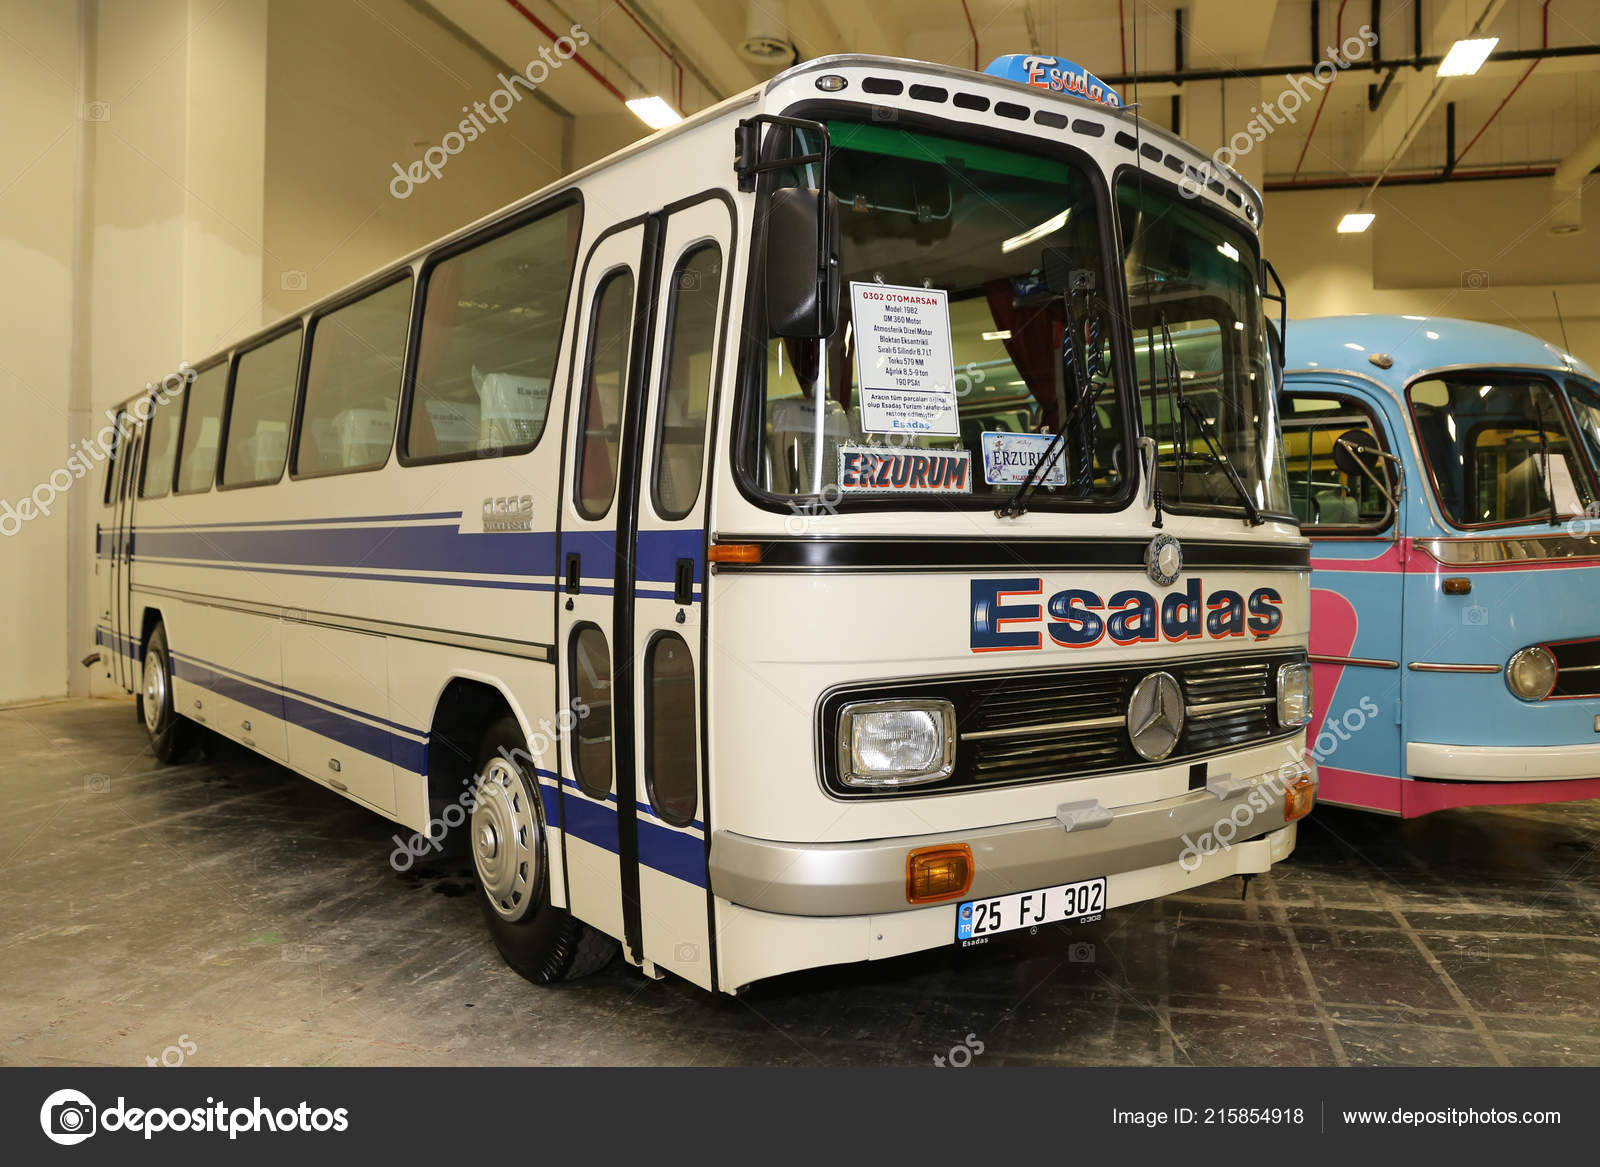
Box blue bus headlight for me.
[838,700,956,788]
[1277,661,1314,727]
[1506,646,1557,701]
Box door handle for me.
[565,552,581,595]
[673,558,695,606]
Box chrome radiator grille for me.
[820,652,1300,798]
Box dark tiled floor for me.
[4,697,1600,1067]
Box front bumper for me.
[1407,741,1600,782]
[710,761,1314,917]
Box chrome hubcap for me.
[470,758,540,921]
[142,651,166,734]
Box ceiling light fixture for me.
[626,96,682,130]
[1437,37,1499,77]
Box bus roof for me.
[1284,313,1596,396]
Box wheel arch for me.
[422,672,545,819]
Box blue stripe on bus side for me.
[127,518,700,592]
[134,525,558,580]
[168,651,427,774]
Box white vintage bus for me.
[93,52,1315,994]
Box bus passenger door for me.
[1281,388,1406,809]
[625,197,732,991]
[110,418,143,691]
[556,223,652,947]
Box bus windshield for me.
[744,120,1129,508]
[1118,176,1289,518]
[1408,373,1597,527]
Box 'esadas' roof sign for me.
[984,54,1124,109]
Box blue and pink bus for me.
[1282,314,1600,815]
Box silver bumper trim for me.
[709,764,1314,917]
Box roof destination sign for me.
[984,54,1124,109]
[850,281,959,437]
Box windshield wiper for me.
[998,268,1100,518]
[1532,393,1560,527]
[1163,319,1262,526]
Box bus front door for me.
[624,196,730,990]
[1281,386,1407,810]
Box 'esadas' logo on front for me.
[971,577,1283,652]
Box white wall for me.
[259,0,571,322]
[0,0,81,704]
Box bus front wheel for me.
[139,623,193,763]
[469,716,617,984]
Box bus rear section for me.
[1284,314,1600,816]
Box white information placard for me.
[850,282,958,436]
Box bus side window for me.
[139,394,181,499]
[573,268,634,518]
[222,329,302,487]
[175,365,227,494]
[570,625,614,798]
[651,243,722,519]
[297,276,412,476]
[407,201,581,463]
[1282,394,1389,529]
[103,410,126,504]
[644,633,697,826]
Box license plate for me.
[955,877,1106,946]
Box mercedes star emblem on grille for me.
[1127,671,1184,761]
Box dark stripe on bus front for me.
[715,538,1311,572]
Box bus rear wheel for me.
[469,716,617,983]
[139,623,194,763]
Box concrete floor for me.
[5,697,1600,1067]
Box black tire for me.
[469,716,617,983]
[140,624,194,764]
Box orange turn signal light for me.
[907,843,974,904]
[708,543,761,564]
[1284,774,1316,823]
[1442,576,1472,596]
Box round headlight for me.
[1506,645,1557,701]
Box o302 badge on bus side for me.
[836,445,972,494]
[481,494,535,532]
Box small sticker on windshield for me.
[837,446,972,493]
[981,432,1068,487]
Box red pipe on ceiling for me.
[611,0,684,111]
[1290,0,1349,184]
[1453,0,1555,169]
[502,0,630,105]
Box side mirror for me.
[1332,428,1384,480]
[1334,427,1403,521]
[765,187,840,339]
